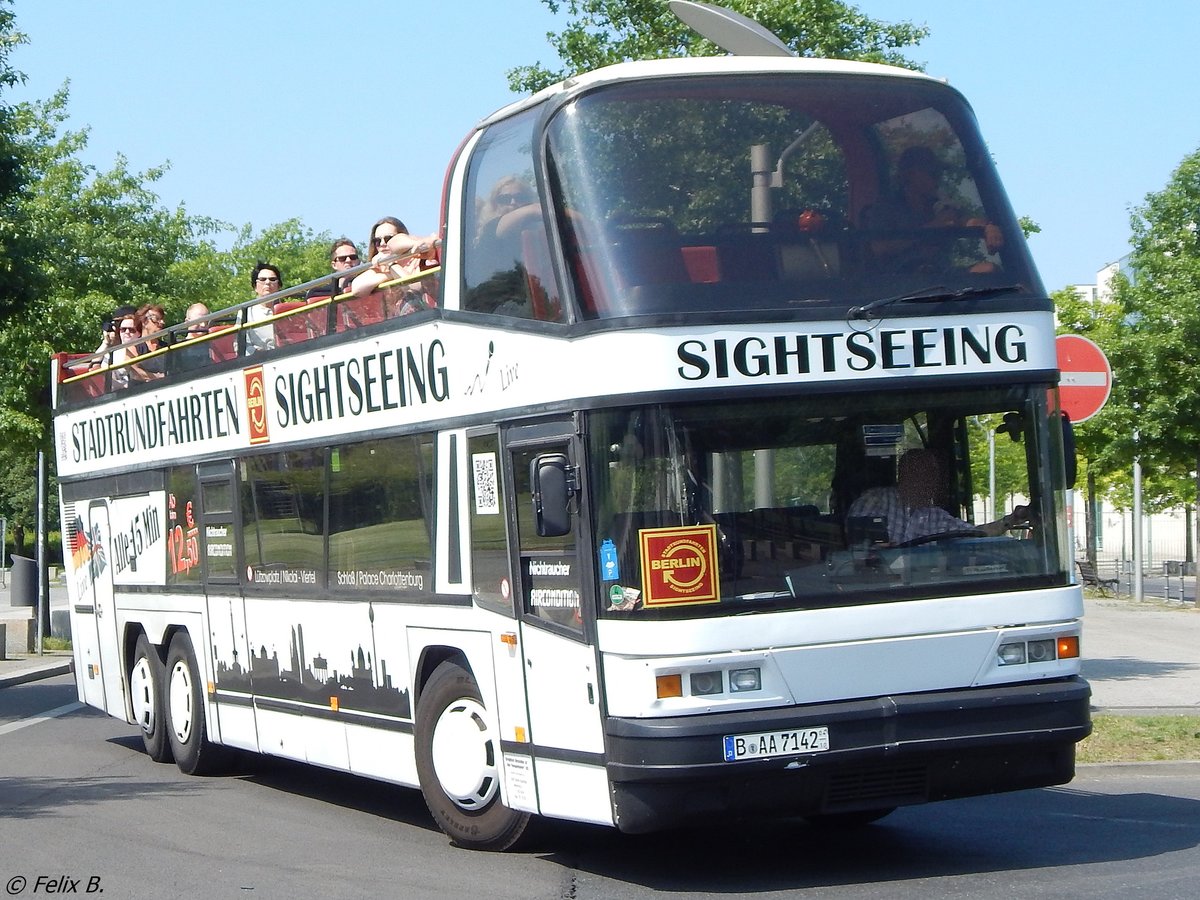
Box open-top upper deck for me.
[53,55,1057,480]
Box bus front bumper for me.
[605,677,1091,833]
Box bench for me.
[1077,559,1118,595]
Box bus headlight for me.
[729,667,761,693]
[997,642,1027,666]
[1027,639,1056,663]
[690,670,723,696]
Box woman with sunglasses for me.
[349,216,439,316]
[109,312,145,390]
[131,303,169,382]
[245,261,284,353]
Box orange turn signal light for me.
[656,674,683,699]
[1057,636,1080,659]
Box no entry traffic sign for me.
[1056,334,1112,423]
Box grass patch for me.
[1078,715,1200,763]
[41,636,72,652]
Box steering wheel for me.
[896,528,987,548]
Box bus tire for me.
[129,633,172,763]
[165,632,220,775]
[415,661,530,851]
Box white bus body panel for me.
[599,586,1083,717]
[519,625,613,825]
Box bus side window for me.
[461,108,563,321]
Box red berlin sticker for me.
[638,524,720,607]
[244,365,270,445]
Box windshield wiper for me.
[848,284,1024,321]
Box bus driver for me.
[848,448,1028,544]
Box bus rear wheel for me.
[415,661,530,851]
[165,633,221,775]
[129,634,172,763]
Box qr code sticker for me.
[472,453,500,514]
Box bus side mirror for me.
[1061,413,1077,490]
[531,452,573,537]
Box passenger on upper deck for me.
[110,310,148,390]
[349,217,438,316]
[847,448,1027,545]
[170,302,213,372]
[862,146,1002,274]
[307,237,360,300]
[92,304,136,361]
[246,262,283,354]
[132,304,169,382]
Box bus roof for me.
[478,55,946,128]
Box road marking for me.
[0,702,85,737]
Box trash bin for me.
[10,554,37,607]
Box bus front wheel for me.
[415,661,530,851]
[165,633,221,775]
[129,633,172,763]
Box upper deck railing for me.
[54,247,441,408]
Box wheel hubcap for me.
[430,697,499,810]
[130,655,156,735]
[168,660,194,745]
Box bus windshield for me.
[547,73,1041,319]
[589,384,1068,618]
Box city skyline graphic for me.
[212,602,411,719]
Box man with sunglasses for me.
[306,237,361,300]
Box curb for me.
[1077,759,1200,775]
[0,659,74,689]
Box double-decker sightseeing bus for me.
[52,14,1089,850]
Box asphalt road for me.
[1,674,1199,900]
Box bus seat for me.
[778,239,840,279]
[682,245,721,283]
[208,326,238,363]
[715,231,780,282]
[609,216,688,287]
[522,228,562,322]
[337,293,388,330]
[304,297,330,337]
[58,352,106,399]
[272,301,312,346]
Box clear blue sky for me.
[9,1,1199,291]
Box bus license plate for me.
[723,727,829,762]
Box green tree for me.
[509,0,929,94]
[0,0,39,321]
[1108,149,1200,495]
[0,79,331,556]
[1053,151,1200,567]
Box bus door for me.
[84,500,124,714]
[504,423,611,825]
[197,461,256,751]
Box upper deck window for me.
[545,74,1041,320]
[462,108,564,322]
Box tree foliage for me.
[0,0,38,321]
[0,68,333,546]
[509,0,929,94]
[1053,148,1200,515]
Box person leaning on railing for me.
[349,216,439,316]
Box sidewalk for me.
[0,582,1196,716]
[0,576,73,688]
